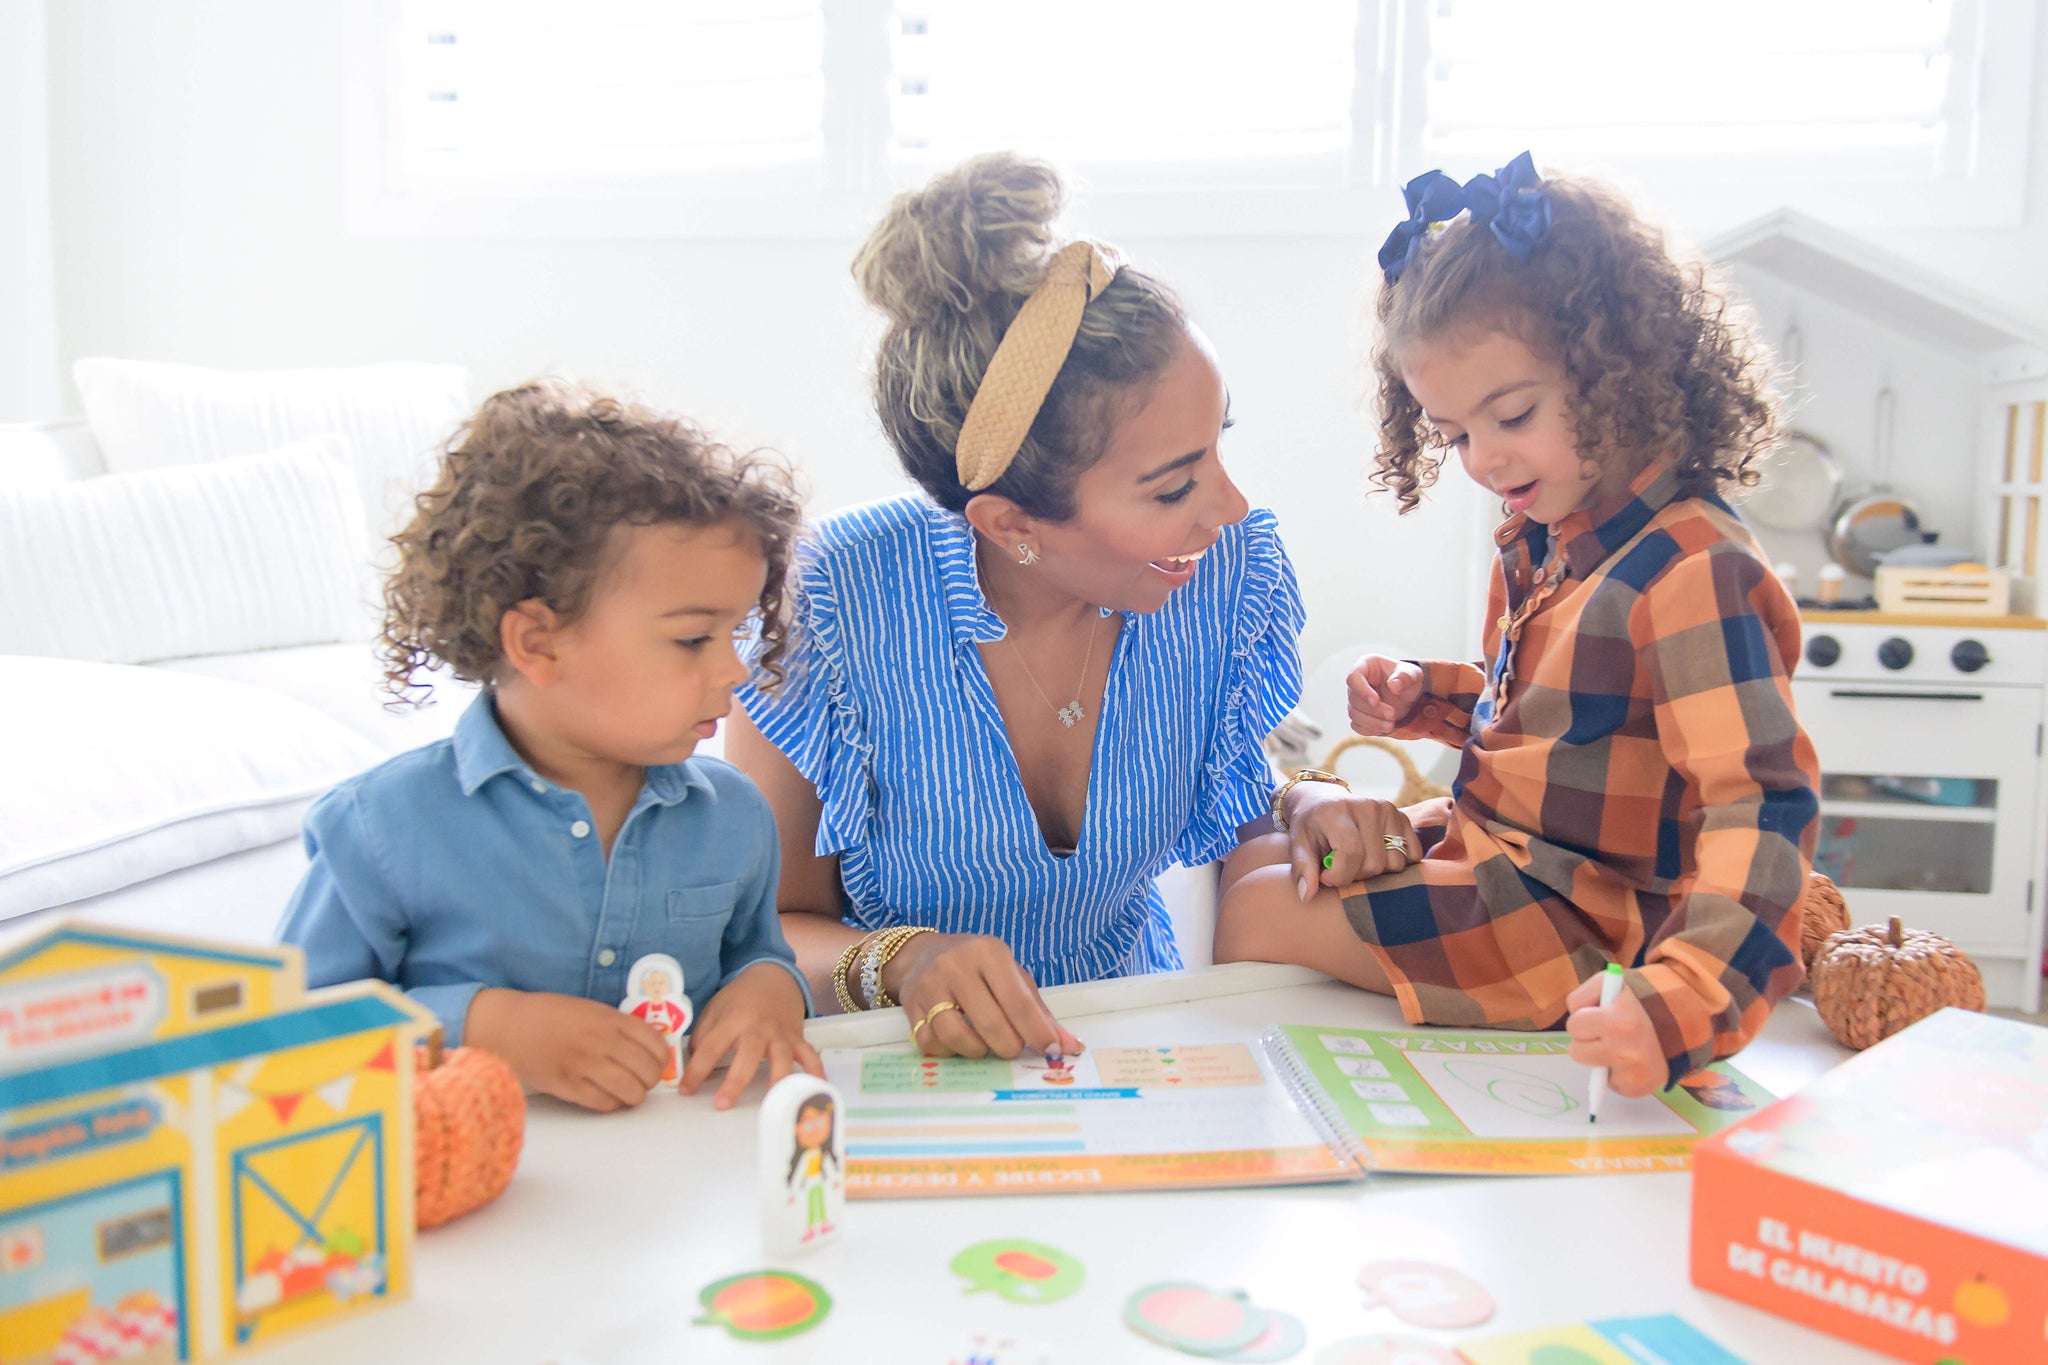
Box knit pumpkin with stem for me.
[414,1030,526,1229]
[1809,917,1986,1051]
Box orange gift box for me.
[1690,1008,2048,1364]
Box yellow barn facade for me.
[0,922,433,1363]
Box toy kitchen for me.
[1712,211,2048,1011]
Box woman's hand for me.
[1564,970,1664,1100]
[1346,654,1425,736]
[1283,784,1419,901]
[680,963,823,1111]
[881,932,1084,1061]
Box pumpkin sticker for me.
[950,1239,1085,1304]
[1314,1335,1463,1365]
[693,1270,832,1341]
[1124,1282,1268,1356]
[1356,1259,1495,1329]
[1215,1307,1308,1362]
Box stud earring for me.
[1017,544,1040,566]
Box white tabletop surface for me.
[242,966,1890,1364]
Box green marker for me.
[1587,962,1627,1124]
[1322,852,1336,870]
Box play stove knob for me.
[1951,639,1991,673]
[1805,635,1841,668]
[1878,637,1914,671]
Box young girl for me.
[1216,154,1820,1099]
[278,380,819,1113]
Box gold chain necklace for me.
[1011,615,1101,728]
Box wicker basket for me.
[1322,736,1451,806]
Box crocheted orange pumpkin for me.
[1797,871,1851,969]
[1810,916,1985,1051]
[415,1034,525,1229]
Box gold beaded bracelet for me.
[832,931,883,1013]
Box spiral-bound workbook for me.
[823,1024,1771,1198]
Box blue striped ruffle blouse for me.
[736,495,1305,985]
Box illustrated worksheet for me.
[822,1043,1363,1198]
[1271,1024,1774,1176]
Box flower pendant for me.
[1057,701,1084,728]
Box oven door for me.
[1792,680,2040,951]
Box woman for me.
[729,153,1417,1058]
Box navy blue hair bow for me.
[1379,152,1552,282]
[1377,169,1466,283]
[1462,151,1551,262]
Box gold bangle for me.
[865,926,937,1011]
[832,931,881,1013]
[855,926,925,1012]
[1270,768,1349,833]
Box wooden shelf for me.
[1800,610,2046,631]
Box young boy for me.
[279,380,816,1112]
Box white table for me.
[244,965,1890,1364]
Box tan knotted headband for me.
[954,238,1126,492]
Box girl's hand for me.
[1347,655,1425,736]
[1284,785,1419,900]
[1563,971,1664,1100]
[681,963,823,1110]
[882,932,1084,1061]
[464,988,669,1113]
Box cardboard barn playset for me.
[0,921,433,1363]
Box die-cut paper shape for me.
[1216,1306,1309,1361]
[1124,1282,1268,1355]
[1315,1334,1464,1365]
[950,1239,1085,1304]
[1356,1259,1495,1329]
[692,1270,831,1341]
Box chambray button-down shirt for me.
[278,696,808,1044]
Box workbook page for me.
[1275,1024,1773,1176]
[823,1043,1361,1197]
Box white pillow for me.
[0,438,370,664]
[154,643,478,755]
[72,358,471,537]
[0,657,386,922]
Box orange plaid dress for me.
[1345,458,1820,1088]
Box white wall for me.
[39,1,2048,711]
[1,0,59,421]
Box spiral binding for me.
[1259,1024,1373,1175]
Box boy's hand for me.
[1564,971,1664,1100]
[463,987,669,1113]
[1346,655,1425,736]
[679,963,821,1110]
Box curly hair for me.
[379,380,804,705]
[853,151,1191,519]
[1369,170,1781,514]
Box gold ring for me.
[1383,833,1410,854]
[920,999,960,1030]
